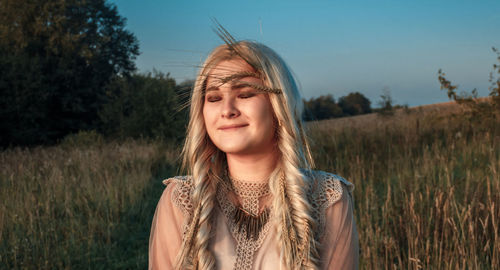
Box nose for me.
[221,96,240,119]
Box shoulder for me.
[160,175,194,217]
[149,176,193,268]
[303,169,354,209]
[302,170,355,238]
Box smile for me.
[218,124,249,130]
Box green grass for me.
[1,107,498,269]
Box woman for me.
[149,37,359,269]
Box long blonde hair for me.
[178,40,320,269]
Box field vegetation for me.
[1,102,498,269]
[309,103,499,269]
[0,138,178,269]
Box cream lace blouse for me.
[149,170,359,269]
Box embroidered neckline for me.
[229,175,270,199]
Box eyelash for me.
[238,92,256,99]
[206,92,256,102]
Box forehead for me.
[206,59,258,84]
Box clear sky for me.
[110,0,500,106]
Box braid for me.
[175,159,218,269]
[192,173,217,270]
[270,117,320,269]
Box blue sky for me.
[110,0,500,106]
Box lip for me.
[218,124,249,130]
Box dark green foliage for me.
[175,79,195,111]
[60,130,105,149]
[303,94,343,121]
[0,0,139,147]
[99,72,188,141]
[303,92,372,121]
[338,92,372,116]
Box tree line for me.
[0,0,392,148]
[303,92,372,121]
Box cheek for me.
[255,101,276,135]
[202,105,214,132]
[202,104,213,122]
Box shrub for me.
[438,47,500,120]
[99,71,188,142]
[60,130,105,148]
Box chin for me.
[218,146,250,155]
[212,138,245,151]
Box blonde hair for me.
[178,41,319,269]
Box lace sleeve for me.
[306,171,358,269]
[148,176,193,270]
[319,184,359,270]
[163,176,194,217]
[308,171,354,239]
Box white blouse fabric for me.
[149,171,359,269]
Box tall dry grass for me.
[308,106,499,269]
[1,105,498,269]
[0,139,178,269]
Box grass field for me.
[309,103,499,269]
[0,140,178,269]
[1,102,499,269]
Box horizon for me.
[110,0,500,107]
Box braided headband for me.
[205,71,282,95]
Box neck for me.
[226,150,279,183]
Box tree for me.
[303,94,343,121]
[99,72,187,141]
[0,0,139,146]
[377,87,394,116]
[438,47,500,118]
[338,92,371,116]
[176,79,195,110]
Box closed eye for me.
[238,92,256,99]
[206,95,222,102]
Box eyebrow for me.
[206,85,219,92]
[232,81,282,94]
[219,71,261,84]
